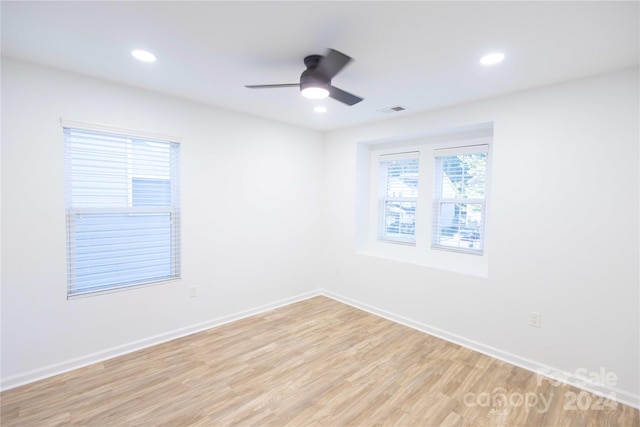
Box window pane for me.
[73,213,173,293]
[440,153,487,199]
[132,178,171,207]
[384,158,419,198]
[435,203,483,251]
[68,136,130,208]
[383,201,416,242]
[131,140,172,179]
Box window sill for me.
[356,242,488,278]
[68,277,181,300]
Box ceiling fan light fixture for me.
[301,85,329,99]
[246,49,363,106]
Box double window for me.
[375,143,489,255]
[64,124,181,298]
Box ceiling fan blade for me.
[245,84,300,89]
[314,49,352,81]
[329,86,363,106]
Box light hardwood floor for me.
[1,296,638,426]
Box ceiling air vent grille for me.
[378,105,407,114]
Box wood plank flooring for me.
[1,296,638,426]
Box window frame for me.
[63,120,182,299]
[362,131,492,277]
[432,144,489,255]
[377,152,420,245]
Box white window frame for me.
[362,130,492,277]
[377,152,420,244]
[432,144,489,255]
[63,120,181,298]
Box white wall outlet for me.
[530,312,541,328]
[189,286,198,298]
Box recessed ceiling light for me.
[480,52,505,66]
[131,49,156,63]
[313,106,327,113]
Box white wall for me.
[1,58,324,386]
[322,68,639,404]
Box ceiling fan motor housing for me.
[300,55,330,93]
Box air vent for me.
[377,105,407,114]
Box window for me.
[374,145,488,255]
[378,153,419,243]
[64,124,181,298]
[360,126,492,276]
[433,145,488,254]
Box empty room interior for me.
[1,1,639,426]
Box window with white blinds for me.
[378,152,419,243]
[433,145,488,254]
[64,125,181,298]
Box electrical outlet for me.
[189,286,198,298]
[530,312,541,328]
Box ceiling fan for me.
[245,48,363,106]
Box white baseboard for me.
[0,290,322,391]
[320,289,640,410]
[3,288,638,410]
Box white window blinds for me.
[378,152,419,243]
[433,145,488,254]
[64,125,181,298]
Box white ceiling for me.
[2,1,638,131]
